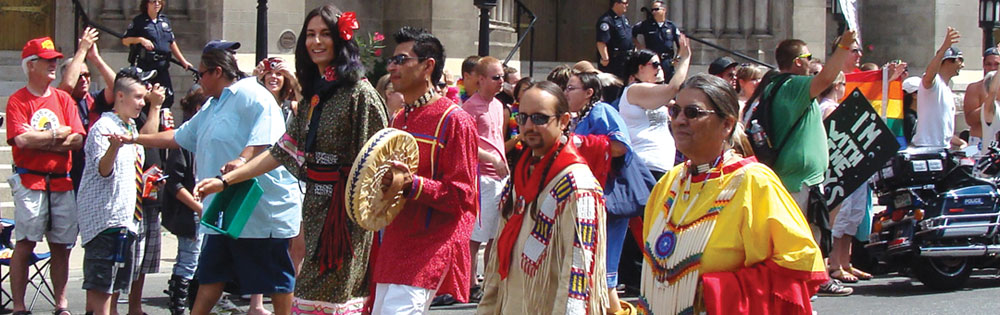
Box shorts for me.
[470,176,507,243]
[82,230,137,293]
[832,186,870,239]
[196,235,295,294]
[605,215,630,287]
[9,174,78,244]
[132,209,162,279]
[371,283,436,314]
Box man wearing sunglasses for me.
[462,56,509,303]
[632,0,679,80]
[58,27,121,192]
[477,81,608,314]
[830,35,863,73]
[596,0,634,80]
[371,26,480,313]
[760,30,859,297]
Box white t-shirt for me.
[818,98,839,118]
[981,100,1000,147]
[912,75,955,148]
[618,85,674,172]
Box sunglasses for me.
[195,68,214,83]
[79,72,91,79]
[668,104,716,119]
[515,112,555,126]
[490,74,503,81]
[650,61,661,68]
[386,54,426,66]
[797,53,813,61]
[651,7,662,11]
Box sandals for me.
[848,266,874,280]
[829,268,859,283]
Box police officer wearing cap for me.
[122,0,193,108]
[633,0,679,81]
[596,0,634,80]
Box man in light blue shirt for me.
[127,48,301,315]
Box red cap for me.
[21,37,64,60]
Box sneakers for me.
[468,285,484,304]
[430,294,457,307]
[816,279,853,297]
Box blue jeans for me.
[172,232,203,280]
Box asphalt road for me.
[5,232,997,314]
[430,271,1000,315]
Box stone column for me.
[740,0,753,35]
[712,0,724,35]
[753,0,769,35]
[696,0,711,34]
[669,0,683,30]
[724,0,739,36]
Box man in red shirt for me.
[5,37,86,315]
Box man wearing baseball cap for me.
[708,56,739,89]
[962,46,1000,150]
[913,27,964,148]
[5,36,86,315]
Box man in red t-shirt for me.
[5,36,85,314]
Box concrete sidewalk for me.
[1,230,263,315]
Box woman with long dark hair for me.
[191,4,388,314]
[617,36,690,178]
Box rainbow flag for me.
[840,69,906,146]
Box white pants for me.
[371,283,437,315]
[470,176,508,243]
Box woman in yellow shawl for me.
[639,74,827,315]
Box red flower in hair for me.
[323,65,337,82]
[373,32,384,42]
[338,12,360,41]
[374,48,382,57]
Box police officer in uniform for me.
[122,0,194,108]
[596,0,634,81]
[633,0,680,81]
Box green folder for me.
[200,178,263,239]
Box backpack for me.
[743,73,808,166]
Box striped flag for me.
[840,69,907,146]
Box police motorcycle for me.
[866,145,1000,290]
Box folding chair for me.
[0,219,56,312]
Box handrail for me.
[504,0,537,77]
[685,34,776,70]
[73,0,197,78]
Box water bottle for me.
[749,119,770,148]
[113,229,128,267]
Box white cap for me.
[902,76,921,94]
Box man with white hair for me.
[5,36,86,315]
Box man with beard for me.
[477,81,608,314]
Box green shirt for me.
[768,75,827,192]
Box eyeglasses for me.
[797,53,813,61]
[515,112,556,126]
[195,68,214,83]
[668,104,716,119]
[564,85,582,92]
[79,72,91,80]
[651,7,662,11]
[490,74,504,81]
[386,54,426,66]
[650,61,661,68]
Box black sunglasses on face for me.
[668,105,716,119]
[651,8,662,11]
[650,61,661,68]
[386,54,426,66]
[516,112,555,126]
[490,74,503,81]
